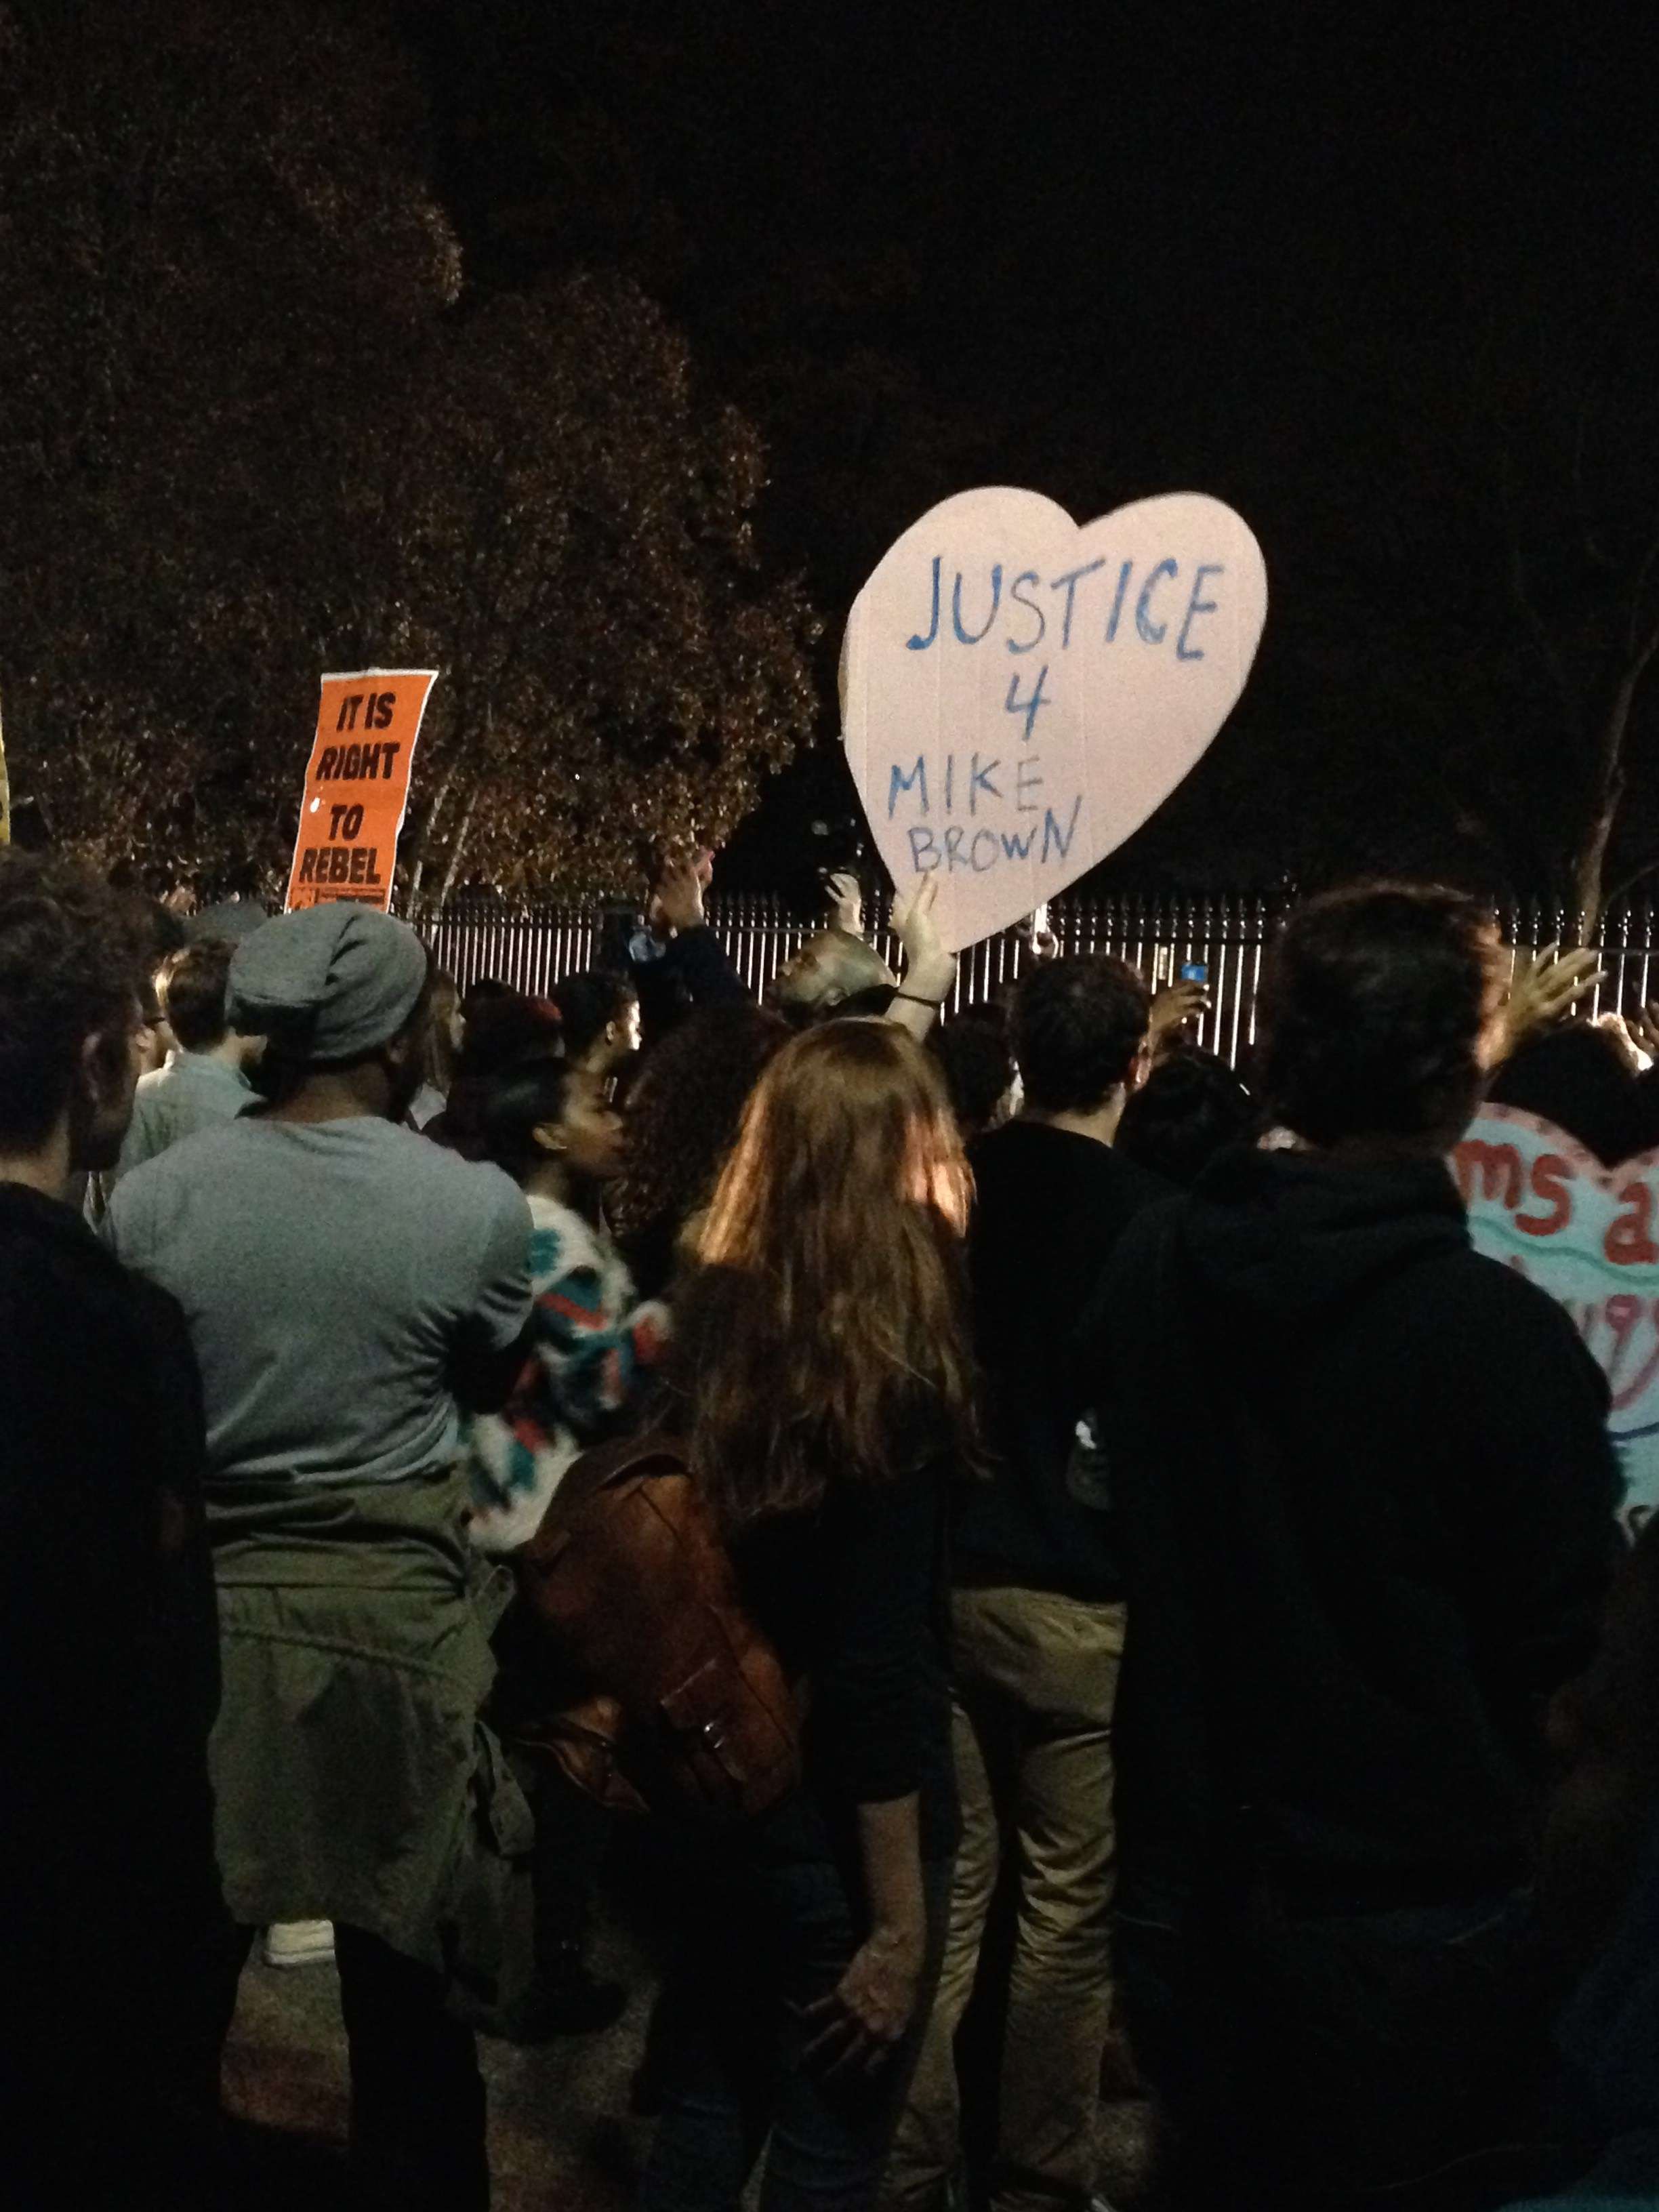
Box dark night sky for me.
[401,4,1659,901]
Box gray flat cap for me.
[228,903,428,1061]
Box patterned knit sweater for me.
[467,1192,669,1553]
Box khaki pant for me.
[884,1585,1125,2212]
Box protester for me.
[768,876,960,1044]
[1091,882,1624,2209]
[1114,1041,1256,1187]
[468,1050,669,1553]
[1513,1519,1659,2203]
[106,902,535,2212]
[429,987,561,1158]
[551,966,642,1078]
[0,853,224,2200]
[611,1002,791,1297]
[1488,1019,1650,1167]
[408,964,463,1129]
[888,954,1168,2212]
[105,938,262,1185]
[638,1021,978,2212]
[628,849,750,1047]
[466,1044,670,2040]
[768,921,898,1025]
[925,1008,1018,1143]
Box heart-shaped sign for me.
[1454,1103,1659,1538]
[840,487,1269,951]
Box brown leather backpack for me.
[506,1433,801,1822]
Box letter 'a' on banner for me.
[285,669,438,912]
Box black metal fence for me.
[413,893,1659,1069]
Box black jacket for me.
[1092,1144,1622,1921]
[0,1185,222,2178]
[627,922,749,1050]
[956,1120,1171,1599]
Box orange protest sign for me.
[285,669,438,912]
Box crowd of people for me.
[2,843,1656,2212]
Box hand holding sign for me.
[841,488,1268,951]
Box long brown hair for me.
[685,1019,978,1528]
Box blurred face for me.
[767,932,895,1019]
[541,1069,624,1183]
[384,1002,434,1121]
[71,1000,146,1172]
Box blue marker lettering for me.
[952,565,1004,644]
[1000,824,1038,861]
[970,829,999,872]
[1105,558,1133,642]
[1004,664,1052,742]
[1048,557,1105,649]
[969,754,1002,813]
[1176,563,1224,661]
[1016,757,1044,813]
[888,757,928,819]
[1006,570,1046,654]
[908,826,940,872]
[1041,794,1083,863]
[945,754,956,813]
[906,556,941,651]
[943,826,968,870]
[1136,559,1178,644]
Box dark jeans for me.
[1117,1886,1558,2212]
[639,1845,954,2212]
[216,1921,489,2211]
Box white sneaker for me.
[261,1919,336,1969]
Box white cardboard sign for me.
[1453,1104,1659,1538]
[840,487,1269,951]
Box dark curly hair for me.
[1011,954,1150,1114]
[1258,882,1498,1149]
[552,967,638,1062]
[611,1004,790,1288]
[928,1010,1017,1143]
[0,853,148,1151]
[1115,1044,1256,1187]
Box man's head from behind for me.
[766,928,896,1027]
[157,939,237,1054]
[1259,883,1506,1155]
[1012,954,1151,1118]
[228,903,432,1118]
[0,853,148,1176]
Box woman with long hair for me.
[610,1001,791,1297]
[639,1019,979,2212]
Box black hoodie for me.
[1092,1143,1622,1921]
[958,1119,1172,1599]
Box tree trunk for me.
[403,746,464,906]
[1570,639,1656,935]
[435,780,481,908]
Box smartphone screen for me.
[1180,961,1209,985]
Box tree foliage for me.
[0,0,817,897]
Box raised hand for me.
[1503,944,1607,1055]
[825,869,864,937]
[652,854,707,935]
[1149,977,1210,1042]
